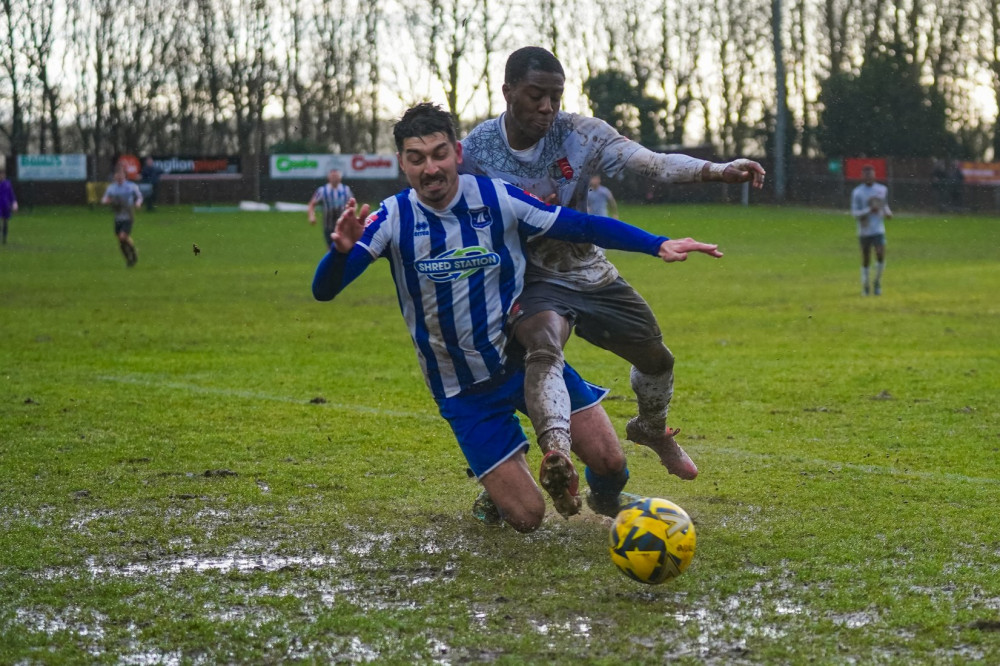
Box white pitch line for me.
[97,374,440,421]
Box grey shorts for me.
[508,277,662,350]
[114,217,134,235]
[859,233,886,252]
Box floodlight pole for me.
[772,0,788,203]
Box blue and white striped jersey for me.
[357,174,557,399]
[312,183,353,212]
[313,173,667,400]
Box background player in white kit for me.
[586,175,617,218]
[461,47,765,502]
[850,165,892,296]
[312,103,725,528]
[101,164,144,267]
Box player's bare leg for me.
[515,310,581,517]
[860,242,872,295]
[478,453,547,532]
[601,337,698,480]
[873,242,886,295]
[118,231,137,267]
[568,404,639,516]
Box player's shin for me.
[630,365,674,433]
[524,344,572,455]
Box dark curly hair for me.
[393,103,456,153]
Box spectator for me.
[140,157,163,211]
[0,167,18,245]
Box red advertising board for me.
[844,157,887,180]
[958,161,1000,185]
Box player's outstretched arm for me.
[704,158,766,189]
[657,238,723,263]
[330,198,369,254]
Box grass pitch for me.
[1,202,999,663]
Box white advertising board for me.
[270,154,398,180]
[17,154,88,181]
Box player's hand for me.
[657,237,723,263]
[719,159,766,189]
[331,198,369,254]
[308,212,316,225]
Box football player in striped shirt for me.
[461,47,766,491]
[313,103,724,530]
[307,169,354,247]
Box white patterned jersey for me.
[461,111,707,289]
[850,182,890,236]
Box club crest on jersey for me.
[468,207,493,229]
[415,246,501,283]
[549,156,574,182]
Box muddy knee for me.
[502,500,545,533]
[632,343,674,375]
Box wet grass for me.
[1,203,999,663]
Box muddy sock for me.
[631,366,674,433]
[524,344,570,446]
[538,427,572,456]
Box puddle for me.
[830,611,878,628]
[83,553,339,577]
[530,616,592,639]
[16,607,107,640]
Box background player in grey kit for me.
[850,165,892,296]
[586,175,617,218]
[101,164,143,267]
[461,46,765,496]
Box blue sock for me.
[585,464,629,498]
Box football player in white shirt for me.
[850,165,892,295]
[313,103,724,529]
[462,47,765,497]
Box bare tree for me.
[22,0,61,153]
[707,0,771,154]
[655,0,704,146]
[404,0,502,120]
[0,0,30,155]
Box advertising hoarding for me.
[270,154,398,180]
[17,154,88,181]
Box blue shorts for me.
[436,363,609,479]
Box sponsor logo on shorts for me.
[415,246,501,282]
